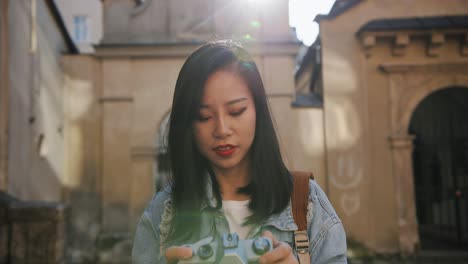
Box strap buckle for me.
[294,230,309,254]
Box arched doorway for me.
[410,87,468,250]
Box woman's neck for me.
[212,162,251,201]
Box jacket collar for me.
[202,173,218,209]
[202,174,298,232]
[263,202,298,231]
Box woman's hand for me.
[258,231,299,264]
[165,246,193,264]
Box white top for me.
[222,200,252,239]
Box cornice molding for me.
[359,30,468,58]
[130,146,157,159]
[94,41,301,59]
[388,134,415,149]
[379,62,468,73]
[98,96,134,103]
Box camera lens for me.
[252,238,271,255]
[197,244,213,259]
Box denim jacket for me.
[132,178,347,263]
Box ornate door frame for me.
[380,62,468,253]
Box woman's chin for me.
[210,159,243,172]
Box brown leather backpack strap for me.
[290,171,313,264]
[291,171,311,230]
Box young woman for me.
[132,40,347,263]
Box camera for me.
[178,233,273,264]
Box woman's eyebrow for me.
[226,97,247,106]
[199,98,247,108]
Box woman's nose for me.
[213,115,232,138]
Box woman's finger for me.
[259,241,293,263]
[165,246,193,263]
[259,231,298,264]
[261,230,280,247]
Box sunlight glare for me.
[247,0,267,4]
[289,0,335,46]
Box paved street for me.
[347,240,468,264]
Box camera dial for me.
[252,237,271,255]
[197,244,213,259]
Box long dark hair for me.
[167,40,292,244]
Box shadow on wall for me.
[323,47,364,224]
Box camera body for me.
[178,233,272,264]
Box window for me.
[73,15,89,43]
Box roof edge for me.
[357,15,468,35]
[294,38,320,80]
[315,0,363,23]
[45,0,79,54]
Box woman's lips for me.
[214,144,237,157]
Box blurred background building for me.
[55,0,103,53]
[296,0,468,255]
[1,0,468,263]
[1,0,77,262]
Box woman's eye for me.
[197,115,211,122]
[230,107,246,117]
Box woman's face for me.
[193,69,256,173]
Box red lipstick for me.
[214,144,237,157]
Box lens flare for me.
[243,34,252,40]
[250,20,261,28]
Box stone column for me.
[97,96,134,263]
[389,134,420,254]
[129,146,156,232]
[63,55,103,262]
[101,97,133,234]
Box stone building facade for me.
[0,0,77,202]
[297,0,468,254]
[55,0,103,53]
[61,0,329,261]
[3,0,320,261]
[0,0,77,262]
[4,0,466,260]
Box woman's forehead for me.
[201,70,252,103]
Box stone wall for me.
[2,0,76,261]
[0,0,9,191]
[317,0,468,253]
[101,0,294,44]
[7,0,68,201]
